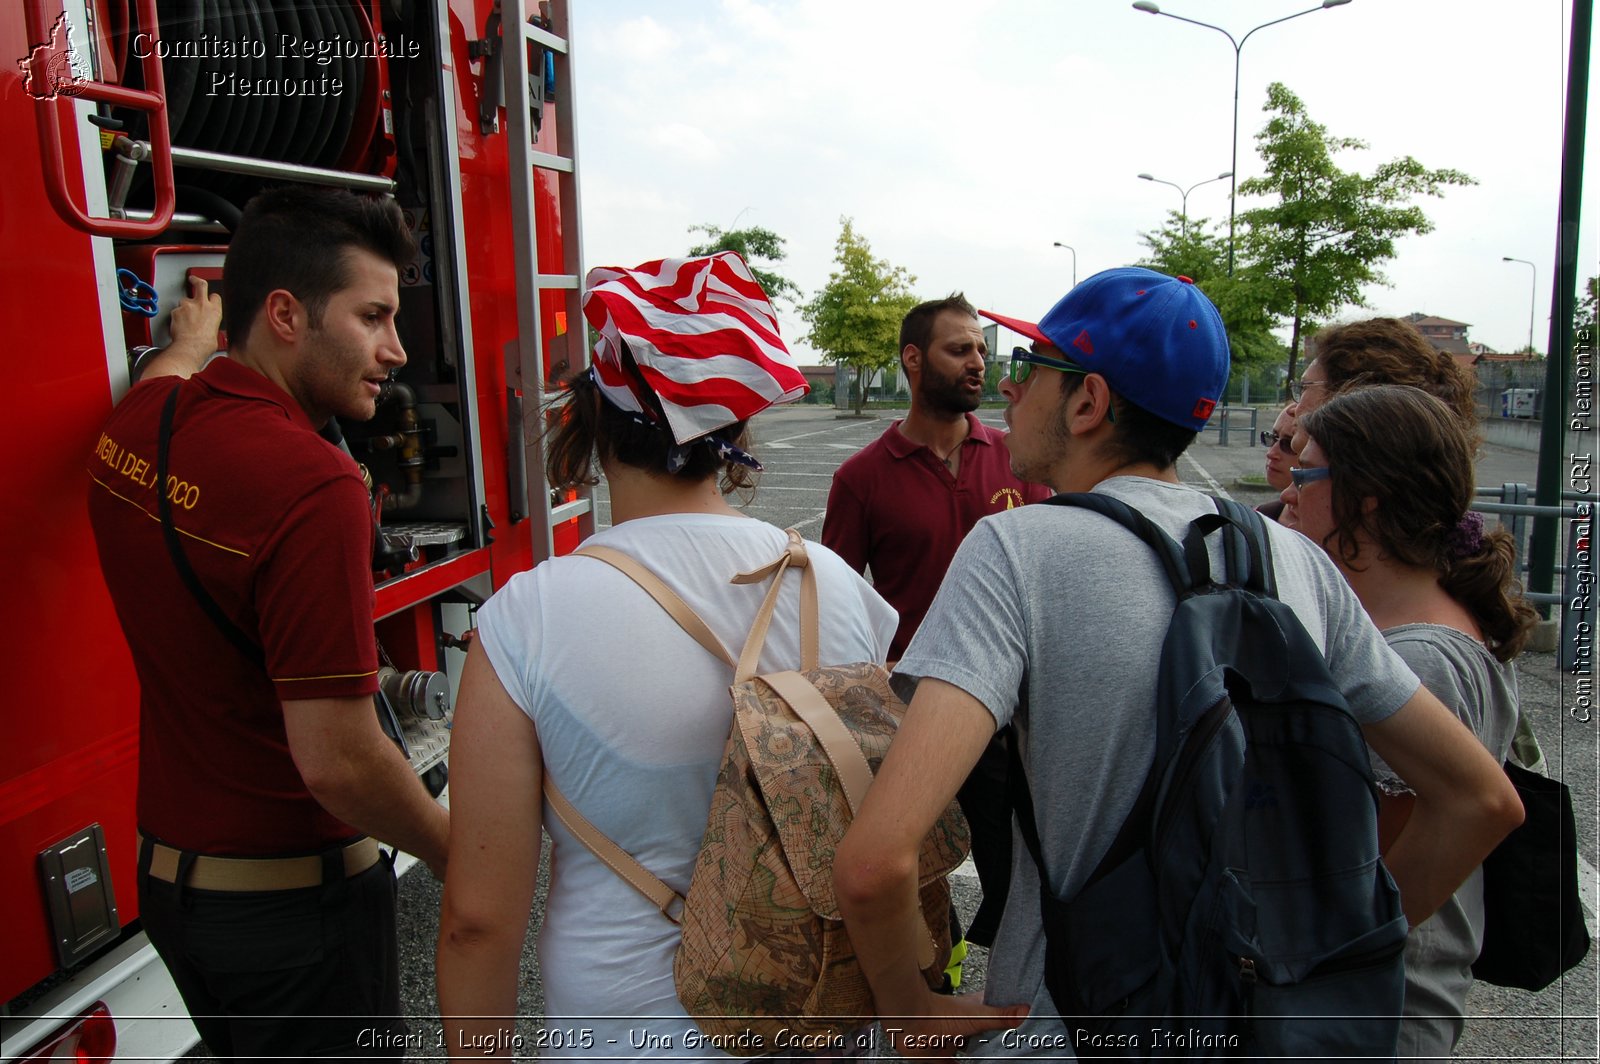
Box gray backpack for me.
[1013,493,1408,1060]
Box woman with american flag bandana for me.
[437,252,897,1059]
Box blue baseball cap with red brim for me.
[981,267,1231,431]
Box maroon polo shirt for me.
[822,414,1052,658]
[87,358,379,854]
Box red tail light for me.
[18,1003,116,1062]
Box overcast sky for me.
[568,0,1596,366]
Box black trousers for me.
[138,843,406,1060]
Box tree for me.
[1239,82,1476,389]
[687,223,801,305]
[1575,274,1598,342]
[799,218,918,414]
[1137,211,1283,373]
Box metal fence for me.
[1474,361,1548,421]
[1200,407,1262,446]
[1474,483,1591,673]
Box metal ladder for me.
[501,0,593,560]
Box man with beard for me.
[823,293,1049,963]
[824,293,1050,658]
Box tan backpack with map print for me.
[543,529,969,1048]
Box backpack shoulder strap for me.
[729,529,818,683]
[1214,497,1278,597]
[541,776,685,924]
[555,544,716,922]
[157,381,268,670]
[1017,493,1194,897]
[1044,492,1193,597]
[574,545,735,667]
[1009,713,1156,899]
[1170,499,1274,595]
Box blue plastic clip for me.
[117,268,159,318]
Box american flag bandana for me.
[582,252,809,445]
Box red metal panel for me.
[375,607,442,674]
[2,0,572,1005]
[373,547,492,620]
[447,0,576,584]
[1,3,145,1002]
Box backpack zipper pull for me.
[1238,957,1257,983]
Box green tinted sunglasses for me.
[1007,347,1115,422]
[1008,346,1092,384]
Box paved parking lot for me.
[192,404,1597,1061]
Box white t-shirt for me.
[475,513,896,1057]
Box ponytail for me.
[1439,522,1540,663]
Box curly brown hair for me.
[544,349,756,498]
[1308,318,1479,429]
[1299,385,1537,661]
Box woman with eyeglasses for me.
[1286,318,1479,445]
[1256,406,1295,520]
[1280,385,1538,1063]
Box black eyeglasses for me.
[1259,430,1293,453]
[1289,466,1332,488]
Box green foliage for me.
[1238,82,1476,387]
[1576,275,1598,342]
[687,223,802,305]
[799,218,919,414]
[984,360,1007,398]
[1137,211,1283,371]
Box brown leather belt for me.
[138,833,381,892]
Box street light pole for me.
[1137,171,1232,237]
[1502,257,1537,355]
[1132,0,1353,275]
[1052,242,1077,287]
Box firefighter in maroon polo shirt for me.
[822,293,1050,965]
[87,188,448,1060]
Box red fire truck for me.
[2,1,589,1057]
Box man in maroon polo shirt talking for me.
[823,293,1050,959]
[87,188,448,1060]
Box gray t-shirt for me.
[1376,624,1521,1063]
[893,477,1420,1057]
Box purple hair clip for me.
[1446,511,1486,559]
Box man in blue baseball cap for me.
[833,267,1521,1054]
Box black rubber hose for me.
[175,184,243,233]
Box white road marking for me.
[763,423,883,445]
[788,510,827,533]
[1182,452,1232,500]
[1580,852,1598,921]
[951,856,979,880]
